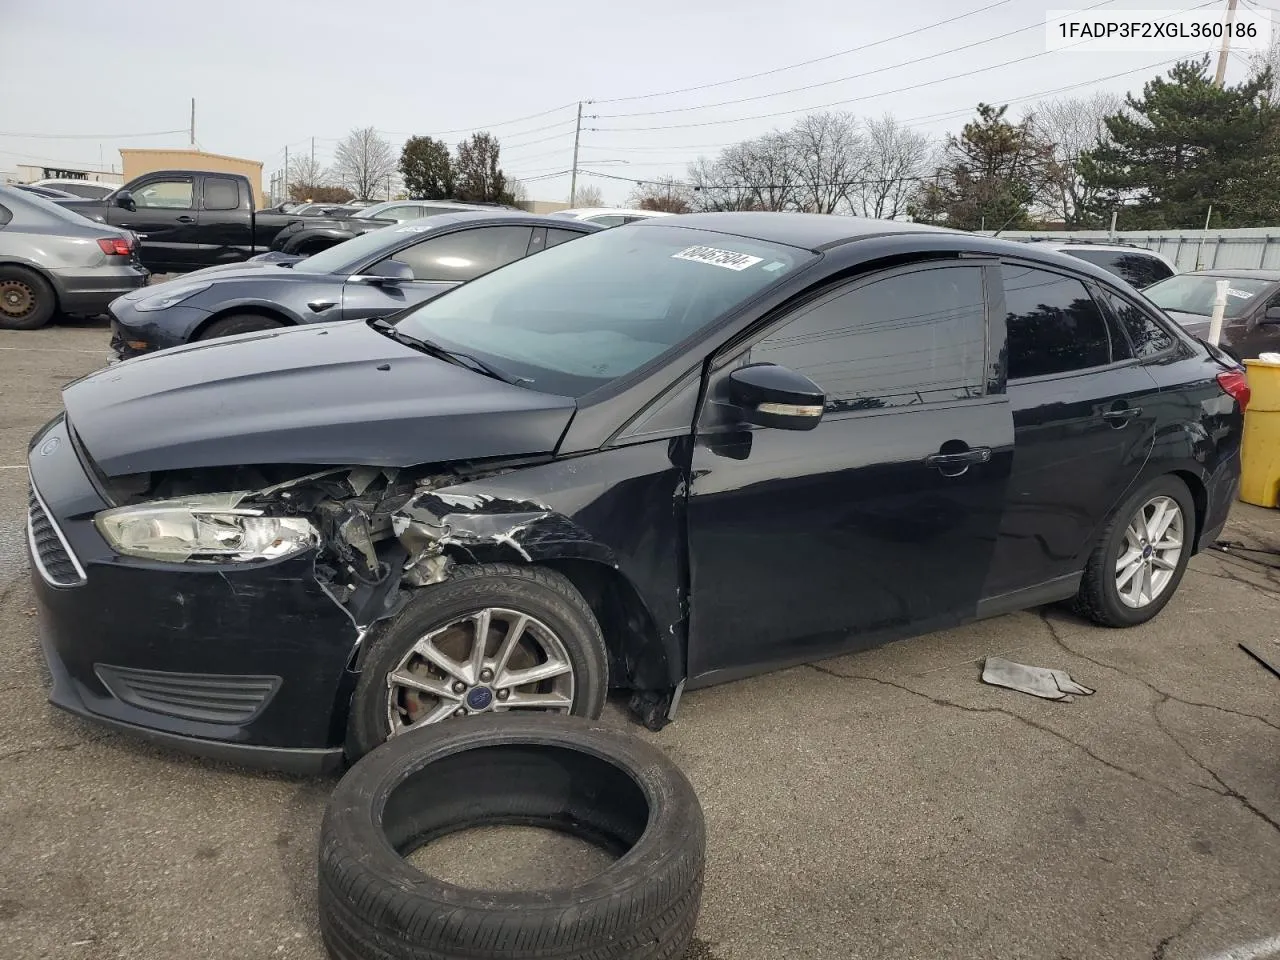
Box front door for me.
[107,175,201,272]
[340,225,535,321]
[982,263,1161,600]
[685,261,1014,685]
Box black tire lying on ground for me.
[318,714,705,960]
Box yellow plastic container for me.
[1239,359,1280,507]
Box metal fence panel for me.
[988,229,1280,272]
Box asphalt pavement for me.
[0,319,1277,960]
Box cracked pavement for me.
[1,322,1278,960]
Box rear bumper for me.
[50,264,148,316]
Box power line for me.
[591,1,1216,134]
[593,0,1012,105]
[0,127,188,140]
[377,103,577,137]
[592,0,1117,121]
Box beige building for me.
[120,149,265,208]
[517,199,571,214]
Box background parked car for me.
[1142,268,1280,359]
[269,199,519,255]
[14,184,79,200]
[29,178,118,200]
[550,207,675,226]
[1017,239,1176,289]
[53,169,301,273]
[0,185,147,330]
[108,211,601,356]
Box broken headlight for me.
[132,283,212,312]
[95,494,318,563]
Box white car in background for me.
[30,178,118,200]
[550,207,675,227]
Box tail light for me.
[96,237,133,256]
[1217,370,1251,412]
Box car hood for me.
[63,319,576,476]
[117,262,315,300]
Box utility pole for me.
[1214,0,1239,87]
[569,101,582,206]
[190,98,195,147]
[311,136,315,178]
[283,145,289,202]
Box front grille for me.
[27,484,85,587]
[94,665,281,725]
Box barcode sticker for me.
[671,245,764,271]
[1227,288,1255,300]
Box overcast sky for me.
[0,0,1263,204]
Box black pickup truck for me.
[55,170,301,274]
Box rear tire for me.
[0,265,56,330]
[1072,475,1195,628]
[198,313,285,340]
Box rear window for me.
[1065,249,1173,289]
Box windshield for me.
[394,224,814,397]
[1143,274,1274,318]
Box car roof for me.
[386,210,606,230]
[1183,269,1280,280]
[557,207,674,218]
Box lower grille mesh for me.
[94,665,281,724]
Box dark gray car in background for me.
[109,211,600,357]
[0,185,148,330]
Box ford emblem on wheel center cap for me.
[465,687,493,710]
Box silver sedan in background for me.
[0,185,148,330]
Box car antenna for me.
[989,211,1024,239]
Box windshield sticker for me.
[394,225,432,233]
[1227,288,1255,300]
[671,245,764,271]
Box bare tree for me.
[1249,35,1280,99]
[287,153,330,199]
[848,114,936,220]
[333,126,396,201]
[787,112,862,213]
[1029,92,1123,226]
[687,155,757,211]
[627,175,692,213]
[506,178,529,206]
[571,183,604,207]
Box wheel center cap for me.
[465,686,493,710]
[1142,544,1154,559]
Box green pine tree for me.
[1082,57,1280,229]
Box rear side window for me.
[1003,265,1113,379]
[203,177,239,211]
[546,228,584,248]
[1100,289,1175,358]
[1065,249,1174,289]
[751,265,987,410]
[388,226,535,282]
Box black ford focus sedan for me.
[28,213,1246,772]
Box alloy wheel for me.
[1115,495,1184,608]
[385,607,575,737]
[0,279,35,318]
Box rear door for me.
[197,176,252,266]
[982,262,1162,601]
[685,260,1014,682]
[108,175,201,271]
[339,225,534,320]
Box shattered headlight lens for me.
[95,494,318,563]
[133,283,212,312]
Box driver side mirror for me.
[358,259,414,286]
[727,363,825,431]
[1263,305,1280,324]
[114,189,135,211]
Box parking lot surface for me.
[1,320,1277,960]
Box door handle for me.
[307,299,337,313]
[176,215,195,223]
[1101,406,1142,425]
[924,447,991,477]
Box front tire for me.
[198,313,284,340]
[1073,475,1195,627]
[345,564,609,762]
[0,265,56,330]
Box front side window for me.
[387,226,534,282]
[1100,289,1175,359]
[1003,265,1113,379]
[750,265,987,411]
[394,225,813,397]
[1066,249,1174,289]
[133,180,194,210]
